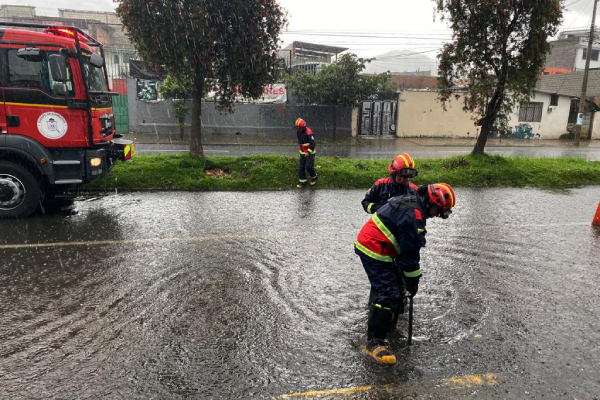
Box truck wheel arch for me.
[0,135,54,183]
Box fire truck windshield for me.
[82,57,107,92]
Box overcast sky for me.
[15,0,600,59]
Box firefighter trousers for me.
[298,153,317,183]
[356,250,404,311]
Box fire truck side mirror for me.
[17,47,43,62]
[49,54,68,82]
[90,54,104,68]
[53,83,69,97]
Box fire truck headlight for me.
[90,157,102,167]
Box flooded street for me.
[1,188,599,399]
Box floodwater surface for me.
[1,188,599,399]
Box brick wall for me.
[545,38,579,70]
[0,5,35,18]
[59,9,121,25]
[364,74,438,90]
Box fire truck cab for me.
[0,22,134,219]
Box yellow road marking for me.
[0,234,277,250]
[277,385,375,398]
[277,374,499,398]
[443,373,499,388]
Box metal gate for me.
[104,50,135,134]
[358,93,399,136]
[111,79,129,134]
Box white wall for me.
[574,46,600,71]
[506,92,572,139]
[397,91,480,138]
[396,91,575,139]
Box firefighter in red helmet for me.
[355,183,456,364]
[361,153,419,214]
[362,153,420,333]
[294,118,317,188]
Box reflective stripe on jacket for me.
[297,127,316,155]
[355,195,427,277]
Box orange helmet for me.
[295,118,306,128]
[428,183,456,218]
[388,153,417,177]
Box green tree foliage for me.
[435,0,562,155]
[158,75,192,140]
[284,54,396,139]
[116,0,287,157]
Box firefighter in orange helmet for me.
[362,153,419,214]
[355,183,456,364]
[294,118,317,188]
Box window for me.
[123,52,135,64]
[82,57,107,92]
[550,94,559,106]
[7,49,74,95]
[582,48,599,61]
[518,102,543,122]
[568,99,580,123]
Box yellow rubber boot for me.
[364,341,396,364]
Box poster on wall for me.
[258,84,287,104]
[206,84,287,104]
[136,80,159,102]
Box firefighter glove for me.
[405,276,420,298]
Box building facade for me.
[395,71,600,141]
[544,30,600,74]
[0,5,136,88]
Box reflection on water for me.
[1,188,599,399]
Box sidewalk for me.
[126,131,600,148]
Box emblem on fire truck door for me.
[37,112,68,139]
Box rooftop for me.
[536,70,600,98]
[283,41,348,60]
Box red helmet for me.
[428,183,456,218]
[388,153,417,177]
[295,118,306,128]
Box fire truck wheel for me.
[0,161,42,219]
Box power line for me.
[282,32,451,40]
[565,0,595,29]
[373,49,440,59]
[283,28,452,33]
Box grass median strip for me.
[84,154,600,191]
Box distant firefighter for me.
[293,118,317,188]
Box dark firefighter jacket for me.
[361,178,418,214]
[355,195,427,280]
[297,127,316,155]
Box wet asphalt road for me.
[1,188,599,399]
[135,142,600,160]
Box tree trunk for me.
[473,116,494,155]
[332,105,337,141]
[178,116,185,141]
[189,79,204,157]
[472,88,504,156]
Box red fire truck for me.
[0,22,134,219]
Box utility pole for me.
[575,0,599,146]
